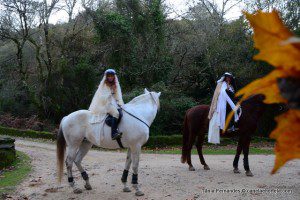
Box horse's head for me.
[241,94,266,117]
[125,88,161,126]
[144,88,161,110]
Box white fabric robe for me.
[208,81,239,144]
[89,75,124,121]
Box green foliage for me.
[0,125,274,149]
[0,126,55,140]
[0,138,16,169]
[39,58,99,121]
[0,151,31,195]
[0,0,284,137]
[124,85,198,135]
[91,0,172,87]
[0,150,15,170]
[151,93,198,135]
[145,135,182,147]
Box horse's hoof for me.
[233,168,240,173]
[135,191,144,196]
[204,165,210,170]
[73,188,83,194]
[85,184,92,190]
[189,166,195,171]
[246,170,254,177]
[123,187,131,192]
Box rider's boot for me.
[228,122,239,133]
[111,117,122,140]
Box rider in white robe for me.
[89,69,124,140]
[208,73,240,144]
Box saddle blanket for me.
[87,114,107,145]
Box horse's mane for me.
[126,93,160,109]
[241,94,265,106]
[127,93,150,105]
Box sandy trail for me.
[10,139,300,200]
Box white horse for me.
[56,89,160,196]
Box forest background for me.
[0,0,299,136]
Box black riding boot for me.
[111,117,122,140]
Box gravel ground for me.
[8,139,300,200]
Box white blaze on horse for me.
[56,89,161,196]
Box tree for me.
[243,0,300,32]
[37,0,60,83]
[63,0,77,22]
[85,0,171,87]
[0,0,39,82]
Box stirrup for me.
[112,132,122,140]
[227,126,238,133]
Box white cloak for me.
[208,81,239,144]
[89,74,124,121]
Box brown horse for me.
[181,94,266,176]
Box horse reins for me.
[120,108,150,128]
[119,92,157,129]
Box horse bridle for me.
[149,92,158,107]
[120,92,158,128]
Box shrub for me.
[0,126,55,140]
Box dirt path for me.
[10,139,300,200]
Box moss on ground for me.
[0,151,31,196]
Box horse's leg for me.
[195,135,210,170]
[233,138,243,174]
[130,145,144,196]
[243,136,253,177]
[187,148,195,171]
[121,148,132,192]
[74,140,93,190]
[66,146,82,194]
[187,133,196,171]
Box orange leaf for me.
[270,110,300,174]
[242,10,300,174]
[236,70,287,104]
[244,10,300,72]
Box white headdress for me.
[89,69,124,114]
[217,72,233,83]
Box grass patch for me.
[142,147,274,155]
[0,151,31,196]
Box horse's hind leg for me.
[66,146,82,194]
[186,148,195,171]
[121,148,132,192]
[74,140,93,190]
[196,136,210,170]
[187,133,196,171]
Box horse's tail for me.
[57,121,66,183]
[181,112,189,163]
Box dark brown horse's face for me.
[241,94,266,113]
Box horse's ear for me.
[158,92,161,97]
[144,88,149,93]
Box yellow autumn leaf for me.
[236,70,287,104]
[244,10,300,72]
[270,110,300,174]
[225,10,300,173]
